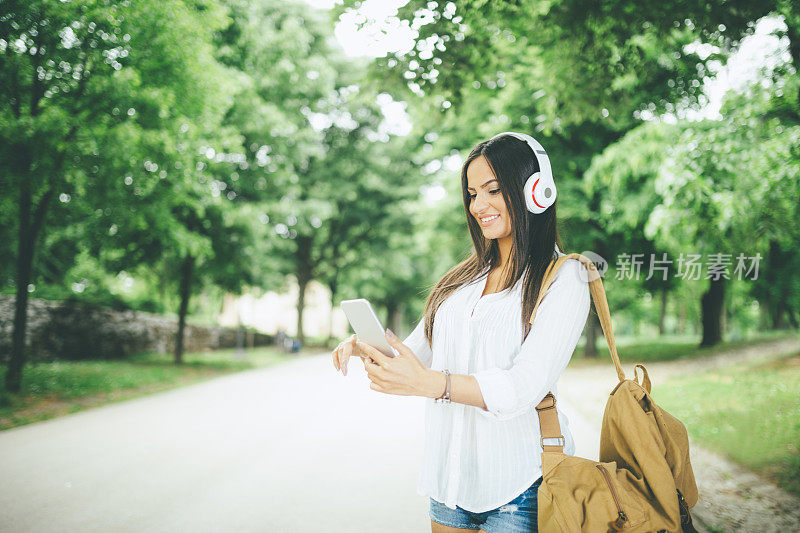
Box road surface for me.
[0,352,601,533]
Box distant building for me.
[217,275,351,338]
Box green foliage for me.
[336,0,774,131]
[0,0,239,297]
[655,350,800,497]
[600,72,799,326]
[1,0,799,371]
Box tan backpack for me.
[531,253,698,532]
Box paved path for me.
[2,336,797,532]
[0,352,604,533]
[0,355,430,532]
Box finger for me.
[332,343,340,370]
[354,340,380,360]
[356,341,391,369]
[333,338,355,374]
[341,334,358,376]
[332,342,344,371]
[369,381,386,393]
[338,338,350,376]
[384,328,408,357]
[364,357,384,379]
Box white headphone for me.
[489,131,556,214]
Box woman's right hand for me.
[331,334,361,376]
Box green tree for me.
[586,69,800,345]
[331,0,799,350]
[335,0,778,129]
[0,0,230,390]
[585,121,682,339]
[314,124,430,343]
[213,0,430,344]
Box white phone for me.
[340,298,398,358]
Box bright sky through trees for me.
[308,0,790,124]
[301,0,792,207]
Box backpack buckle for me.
[536,393,557,411]
[541,436,565,447]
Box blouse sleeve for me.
[469,259,591,420]
[403,315,434,369]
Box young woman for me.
[332,133,591,533]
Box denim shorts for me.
[429,477,542,532]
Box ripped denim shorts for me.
[429,476,543,533]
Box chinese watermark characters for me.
[613,253,761,281]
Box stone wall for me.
[0,296,273,362]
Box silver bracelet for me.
[434,369,451,404]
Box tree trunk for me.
[584,311,599,358]
[327,278,338,344]
[6,194,33,393]
[175,254,194,364]
[770,301,786,330]
[700,277,725,347]
[385,301,397,335]
[721,300,728,335]
[296,275,308,346]
[294,235,314,347]
[392,301,405,336]
[788,309,799,330]
[758,302,770,330]
[6,179,52,393]
[383,301,405,338]
[766,239,787,330]
[235,321,244,356]
[782,9,800,107]
[678,303,686,335]
[327,289,336,344]
[658,289,668,336]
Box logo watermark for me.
[577,250,608,283]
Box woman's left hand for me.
[357,329,441,398]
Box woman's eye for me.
[468,189,499,200]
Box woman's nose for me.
[473,195,490,212]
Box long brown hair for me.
[419,134,564,348]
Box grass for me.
[653,350,800,498]
[572,329,798,365]
[0,345,298,431]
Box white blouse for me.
[402,247,591,512]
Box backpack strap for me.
[533,252,625,454]
[530,253,624,381]
[535,393,565,453]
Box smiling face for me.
[466,155,512,240]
